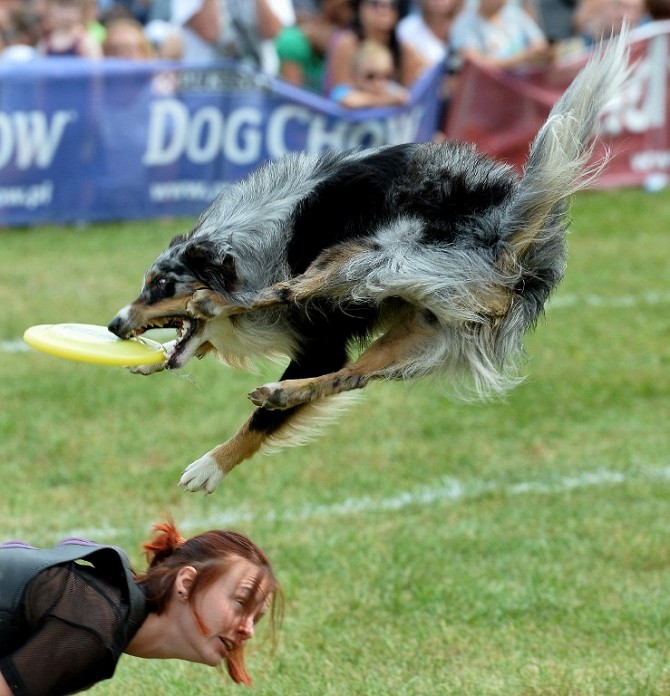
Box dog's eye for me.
[156,277,168,290]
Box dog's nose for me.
[108,314,127,338]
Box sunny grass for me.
[1,187,670,694]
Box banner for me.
[445,21,670,189]
[0,59,443,226]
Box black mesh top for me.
[0,561,143,695]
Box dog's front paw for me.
[179,453,225,494]
[128,361,166,375]
[187,289,223,319]
[249,382,291,409]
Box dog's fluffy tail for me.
[506,28,631,256]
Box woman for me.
[325,0,428,93]
[0,520,280,694]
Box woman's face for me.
[359,0,400,33]
[180,558,272,667]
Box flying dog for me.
[109,33,630,493]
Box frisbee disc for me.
[23,323,166,366]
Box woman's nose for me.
[237,616,255,639]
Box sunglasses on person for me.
[362,70,393,81]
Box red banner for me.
[444,22,670,189]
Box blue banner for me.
[0,58,443,226]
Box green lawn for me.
[1,187,670,694]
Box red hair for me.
[136,519,281,685]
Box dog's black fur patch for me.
[108,33,630,493]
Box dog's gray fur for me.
[109,32,630,493]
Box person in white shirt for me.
[397,0,462,66]
[450,0,553,71]
[170,0,287,70]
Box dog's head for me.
[108,235,237,370]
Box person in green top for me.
[276,0,354,93]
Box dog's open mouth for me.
[132,316,204,369]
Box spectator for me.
[574,0,646,43]
[0,520,281,693]
[535,0,580,43]
[276,0,355,92]
[397,0,462,127]
[260,0,296,74]
[143,17,184,59]
[170,0,284,68]
[38,0,103,58]
[103,16,154,58]
[0,8,40,60]
[397,0,462,66]
[449,0,553,71]
[326,0,429,92]
[0,1,21,31]
[330,38,410,105]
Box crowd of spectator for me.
[0,0,661,121]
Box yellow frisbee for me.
[23,323,167,366]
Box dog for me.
[108,32,630,494]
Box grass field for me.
[1,187,670,695]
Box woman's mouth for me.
[218,636,235,655]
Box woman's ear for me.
[174,565,198,598]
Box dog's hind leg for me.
[249,307,441,410]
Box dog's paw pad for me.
[179,454,225,494]
[248,383,288,409]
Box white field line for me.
[3,290,669,356]
[60,463,670,541]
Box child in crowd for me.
[329,39,410,107]
[38,0,102,58]
[103,16,154,59]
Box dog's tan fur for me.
[108,33,630,493]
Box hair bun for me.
[143,519,186,566]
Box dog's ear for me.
[169,234,188,248]
[183,240,237,294]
